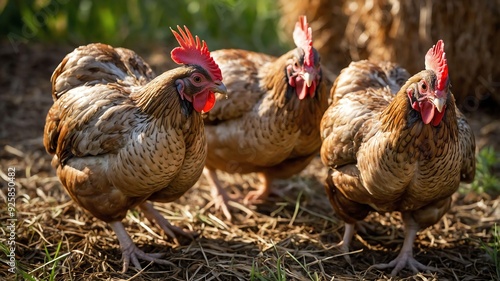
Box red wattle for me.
[297,79,308,100]
[193,91,209,113]
[294,77,316,100]
[431,105,446,126]
[420,101,435,125]
[203,92,216,112]
[308,81,316,98]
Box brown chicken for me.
[202,16,328,219]
[320,40,476,275]
[43,26,227,272]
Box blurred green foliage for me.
[471,146,500,194]
[460,146,500,195]
[0,0,289,54]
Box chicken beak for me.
[432,96,446,113]
[213,81,228,98]
[303,72,313,88]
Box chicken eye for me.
[193,75,202,83]
[419,81,428,92]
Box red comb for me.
[170,25,222,81]
[293,16,314,67]
[425,40,448,91]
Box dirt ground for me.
[0,42,499,281]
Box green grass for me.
[286,251,320,281]
[43,240,64,281]
[1,0,289,54]
[250,244,286,281]
[480,224,500,280]
[471,146,500,194]
[24,240,69,281]
[250,242,321,281]
[0,241,37,280]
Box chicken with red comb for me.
[320,40,475,275]
[44,25,226,272]
[202,15,328,220]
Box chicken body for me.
[203,47,328,219]
[44,42,226,272]
[320,59,475,275]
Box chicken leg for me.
[336,223,356,264]
[109,221,174,272]
[204,168,234,220]
[243,173,272,205]
[139,202,194,240]
[371,213,435,275]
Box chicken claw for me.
[243,173,271,205]
[109,221,174,272]
[370,215,439,276]
[371,251,435,276]
[243,189,268,205]
[139,202,195,240]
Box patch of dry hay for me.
[279,0,500,106]
[1,152,498,280]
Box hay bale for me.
[279,0,500,107]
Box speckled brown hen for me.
[320,40,476,275]
[202,16,328,220]
[43,26,227,272]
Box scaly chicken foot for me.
[109,221,174,272]
[204,168,236,220]
[371,251,434,276]
[139,202,194,240]
[243,173,271,205]
[370,214,437,276]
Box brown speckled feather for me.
[204,49,274,123]
[44,43,207,222]
[204,49,328,176]
[320,60,475,227]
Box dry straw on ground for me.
[0,43,498,280]
[279,0,500,106]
